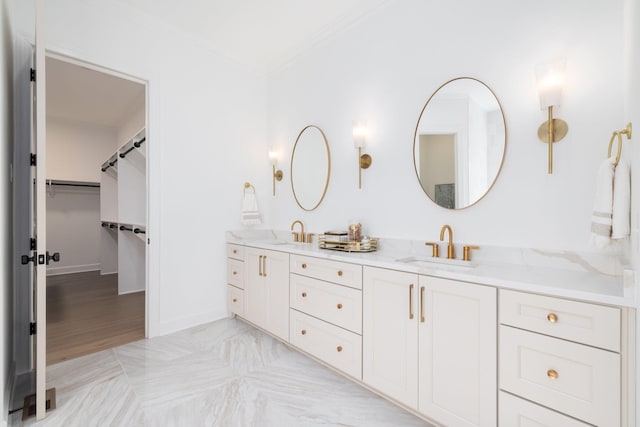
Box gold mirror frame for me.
[412,77,507,210]
[290,125,331,211]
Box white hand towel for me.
[611,158,630,239]
[241,189,262,225]
[590,156,615,248]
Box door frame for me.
[44,50,151,338]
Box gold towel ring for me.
[243,182,255,193]
[607,123,633,167]
[608,131,623,167]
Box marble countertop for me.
[226,230,637,308]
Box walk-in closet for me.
[45,56,147,364]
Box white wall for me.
[267,0,625,253]
[0,0,13,424]
[46,119,117,275]
[14,0,270,336]
[46,187,101,275]
[116,105,144,147]
[47,118,118,182]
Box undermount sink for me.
[395,256,475,270]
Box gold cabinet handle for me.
[232,298,237,303]
[409,284,414,320]
[337,303,343,310]
[547,369,558,380]
[420,286,425,323]
[301,330,307,335]
[262,255,267,277]
[336,346,343,352]
[547,313,558,323]
[337,270,343,277]
[302,263,307,269]
[302,292,307,298]
[258,255,263,276]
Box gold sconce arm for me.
[537,105,568,174]
[272,165,283,196]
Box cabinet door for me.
[244,247,266,327]
[263,249,290,341]
[418,276,496,427]
[363,267,419,409]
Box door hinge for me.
[29,322,36,335]
[30,238,36,251]
[21,253,36,265]
[30,68,36,82]
[30,153,36,166]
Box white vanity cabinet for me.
[499,289,624,427]
[362,267,497,427]
[244,247,290,341]
[289,254,363,379]
[226,244,245,316]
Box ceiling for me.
[46,56,146,128]
[118,0,389,72]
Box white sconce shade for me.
[352,121,368,148]
[536,58,566,109]
[268,147,283,195]
[268,149,279,165]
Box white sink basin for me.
[394,256,475,270]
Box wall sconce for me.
[353,121,372,189]
[536,59,568,174]
[268,149,283,196]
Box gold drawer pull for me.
[302,263,307,269]
[302,292,307,298]
[408,284,414,320]
[301,330,307,335]
[232,249,237,254]
[232,298,237,303]
[337,270,343,277]
[547,369,558,380]
[232,271,237,275]
[337,303,343,309]
[547,313,558,323]
[336,346,343,352]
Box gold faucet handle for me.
[304,233,315,244]
[292,232,300,242]
[425,242,439,257]
[462,245,480,262]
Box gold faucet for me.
[440,224,455,259]
[291,220,305,242]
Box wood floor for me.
[46,271,145,365]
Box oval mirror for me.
[413,77,506,209]
[291,125,331,211]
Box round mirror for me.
[413,77,506,209]
[291,125,331,211]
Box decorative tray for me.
[318,235,379,252]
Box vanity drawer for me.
[290,309,362,379]
[227,285,245,317]
[290,255,362,290]
[227,258,244,289]
[500,289,620,351]
[500,325,620,426]
[226,244,244,261]
[499,391,590,427]
[290,274,362,334]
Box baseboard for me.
[46,263,100,276]
[153,308,227,338]
[118,288,145,296]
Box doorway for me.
[44,55,148,365]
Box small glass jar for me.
[361,236,371,250]
[348,220,362,242]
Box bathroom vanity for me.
[226,231,635,427]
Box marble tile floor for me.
[10,317,432,427]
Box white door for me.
[33,0,48,419]
[362,266,419,409]
[418,276,497,427]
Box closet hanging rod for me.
[48,179,100,188]
[133,137,146,148]
[101,222,118,229]
[119,225,133,232]
[119,137,147,159]
[133,228,146,235]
